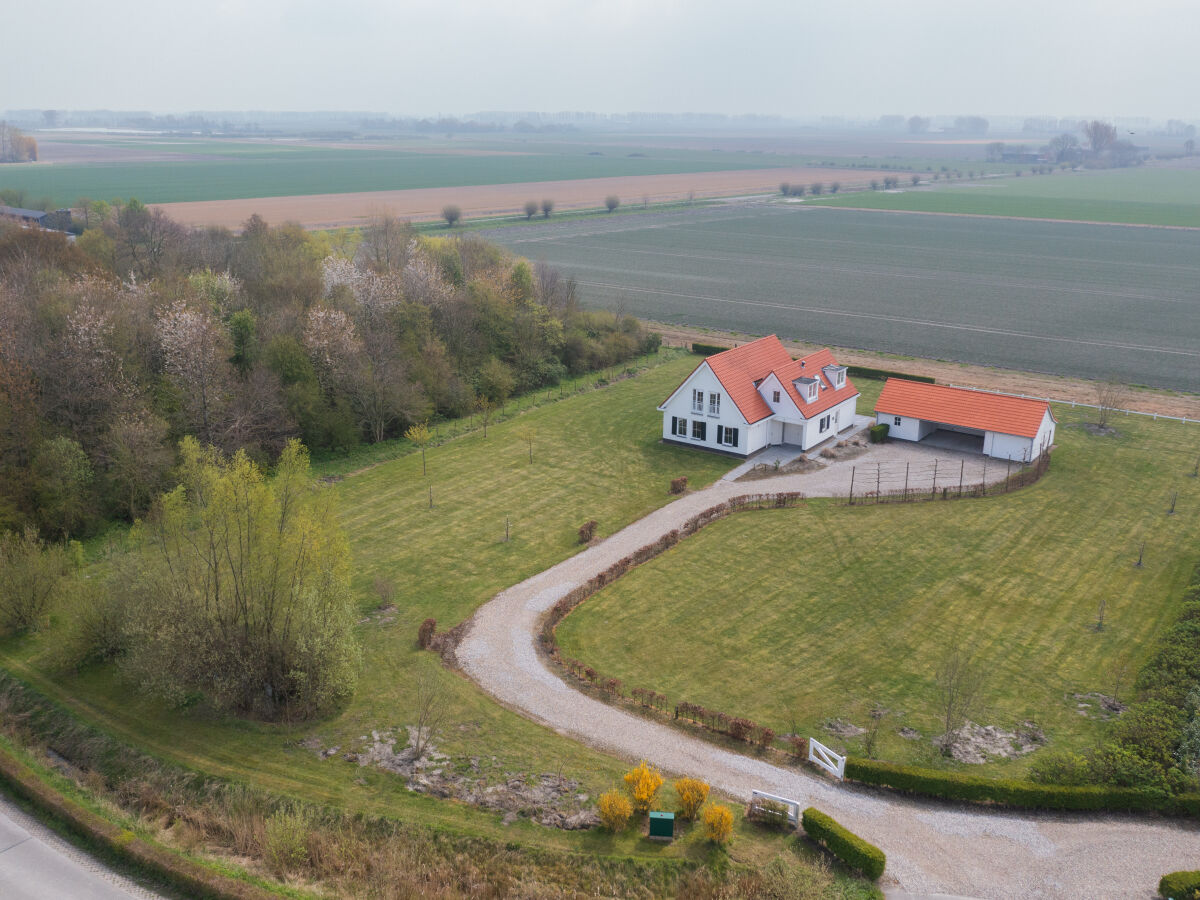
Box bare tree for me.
[540,198,554,218]
[523,200,538,220]
[862,705,888,759]
[605,195,620,213]
[1081,120,1117,154]
[515,425,535,463]
[1095,376,1128,428]
[936,648,986,755]
[1095,596,1107,631]
[441,205,462,228]
[911,174,921,186]
[412,671,447,760]
[475,394,495,437]
[359,213,415,274]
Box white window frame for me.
[691,419,706,441]
[708,392,721,416]
[692,389,704,413]
[673,417,688,437]
[808,384,818,402]
[772,390,780,403]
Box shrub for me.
[868,423,889,444]
[0,526,70,633]
[673,777,709,820]
[578,520,598,543]
[691,343,730,356]
[623,760,664,813]
[801,807,885,880]
[788,735,808,757]
[598,789,632,832]
[417,618,436,649]
[702,804,733,844]
[264,806,310,875]
[728,717,756,742]
[847,366,935,383]
[669,476,688,495]
[757,726,776,749]
[1160,870,1200,899]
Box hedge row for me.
[0,741,278,900]
[1160,870,1200,899]
[800,807,886,880]
[691,343,731,356]
[847,366,935,383]
[844,758,1200,815]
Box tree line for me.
[0,206,658,540]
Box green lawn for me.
[2,352,799,867]
[806,168,1200,227]
[557,404,1200,774]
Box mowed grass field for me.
[806,167,1200,227]
[557,404,1200,773]
[4,353,825,865]
[0,136,812,207]
[485,203,1200,393]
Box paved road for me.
[0,793,162,900]
[456,452,1200,899]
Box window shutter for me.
[731,428,739,446]
[717,425,724,444]
[672,416,678,435]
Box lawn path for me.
[457,447,1199,899]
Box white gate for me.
[808,737,846,780]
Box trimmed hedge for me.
[868,423,889,443]
[0,741,278,900]
[691,342,730,356]
[844,758,1200,815]
[1160,870,1200,899]
[847,366,935,383]
[801,807,886,880]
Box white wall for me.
[1033,410,1056,459]
[877,412,934,442]
[987,432,1034,462]
[659,362,755,455]
[801,395,859,449]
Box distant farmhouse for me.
[658,335,860,457]
[0,206,72,232]
[875,379,1056,462]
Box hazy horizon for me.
[4,0,1197,121]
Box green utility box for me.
[648,811,675,841]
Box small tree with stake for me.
[404,421,432,475]
[936,648,985,755]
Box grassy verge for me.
[557,402,1200,775]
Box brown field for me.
[152,166,895,229]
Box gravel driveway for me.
[456,444,1198,899]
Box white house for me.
[874,378,1056,462]
[658,335,860,457]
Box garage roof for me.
[875,379,1054,438]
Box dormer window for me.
[808,383,818,401]
[793,376,819,404]
[824,365,847,389]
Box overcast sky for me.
[4,0,1196,120]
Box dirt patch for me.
[823,718,865,738]
[898,727,921,741]
[1073,423,1121,437]
[817,436,870,462]
[303,730,598,830]
[1072,692,1127,720]
[735,455,825,482]
[937,721,1046,765]
[152,166,898,229]
[653,324,1200,420]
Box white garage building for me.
[874,379,1056,462]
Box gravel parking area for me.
[456,447,1198,899]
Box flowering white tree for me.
[157,300,230,444]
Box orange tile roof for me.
[660,336,858,424]
[703,335,794,423]
[875,379,1054,438]
[773,348,859,418]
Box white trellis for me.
[750,790,800,826]
[808,737,846,780]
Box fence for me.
[846,451,1051,506]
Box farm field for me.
[2,353,820,867]
[806,167,1200,227]
[556,402,1200,774]
[0,132,901,210]
[483,202,1200,393]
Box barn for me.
[874,379,1056,462]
